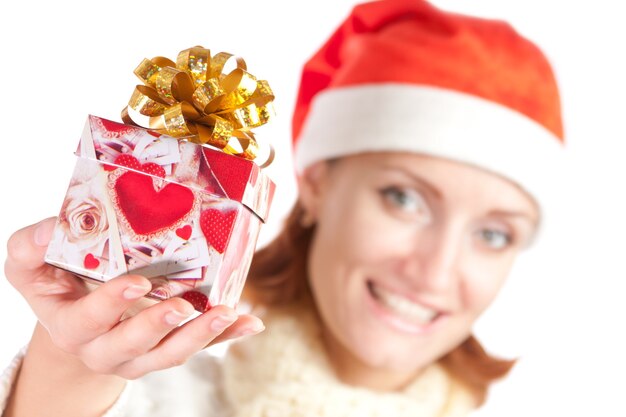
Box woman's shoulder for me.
[123,350,231,417]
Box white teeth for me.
[369,282,438,325]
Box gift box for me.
[45,115,275,311]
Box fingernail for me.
[237,321,265,337]
[123,284,151,300]
[210,312,237,332]
[34,219,55,246]
[165,309,193,325]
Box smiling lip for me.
[366,280,445,335]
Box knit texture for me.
[223,305,476,417]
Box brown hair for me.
[244,201,515,405]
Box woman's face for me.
[301,153,539,388]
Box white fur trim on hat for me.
[294,84,564,210]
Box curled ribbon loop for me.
[122,46,275,163]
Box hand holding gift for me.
[5,218,263,378]
[2,46,274,417]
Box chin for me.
[342,301,471,374]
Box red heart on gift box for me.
[200,208,237,254]
[113,155,194,236]
[202,149,251,201]
[181,290,211,312]
[84,253,100,269]
[176,225,192,240]
[115,154,166,177]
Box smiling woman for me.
[243,0,563,409]
[1,0,566,416]
[246,153,540,398]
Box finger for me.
[49,275,153,348]
[79,297,195,373]
[206,314,265,346]
[114,305,239,378]
[4,218,58,288]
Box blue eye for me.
[380,186,431,222]
[477,229,512,250]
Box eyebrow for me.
[488,210,539,228]
[378,165,443,200]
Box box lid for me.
[76,115,275,222]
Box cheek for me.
[461,255,516,315]
[307,187,413,322]
[313,189,412,269]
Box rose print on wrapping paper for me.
[62,198,109,245]
[56,159,111,274]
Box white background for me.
[0,1,624,415]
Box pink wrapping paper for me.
[45,115,275,311]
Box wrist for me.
[5,323,127,417]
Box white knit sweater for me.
[1,307,476,416]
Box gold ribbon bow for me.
[122,46,275,163]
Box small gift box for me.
[45,47,276,312]
[45,116,275,311]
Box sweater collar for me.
[222,305,476,417]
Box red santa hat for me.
[292,0,564,211]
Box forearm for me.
[3,323,126,417]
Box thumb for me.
[5,217,57,283]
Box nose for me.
[400,221,463,299]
